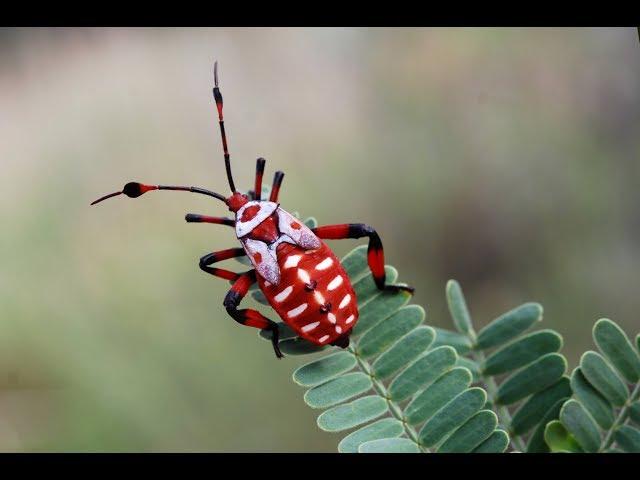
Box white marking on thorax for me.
[235,201,278,238]
[287,303,308,318]
[315,257,333,271]
[301,321,320,333]
[327,275,344,291]
[274,286,293,303]
[339,294,351,309]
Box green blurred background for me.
[0,27,639,451]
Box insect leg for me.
[253,157,266,201]
[268,171,285,202]
[199,248,246,280]
[185,214,235,226]
[224,271,283,359]
[312,224,415,294]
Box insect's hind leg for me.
[224,271,283,359]
[199,248,246,280]
[312,223,415,294]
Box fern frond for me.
[435,280,570,452]
[547,318,640,453]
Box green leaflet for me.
[437,410,498,453]
[337,418,404,453]
[472,429,509,453]
[432,328,473,355]
[446,279,473,335]
[580,351,629,407]
[475,302,543,350]
[526,398,568,453]
[544,420,584,453]
[482,330,563,376]
[357,305,425,358]
[388,346,458,402]
[317,395,388,432]
[278,338,327,356]
[495,353,567,405]
[352,287,411,337]
[510,377,572,436]
[304,372,373,409]
[614,425,640,453]
[293,351,356,388]
[559,399,601,453]
[455,356,480,382]
[570,368,614,429]
[404,367,473,425]
[418,387,487,447]
[593,318,640,383]
[353,266,398,306]
[359,438,420,453]
[371,326,435,380]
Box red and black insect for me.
[92,62,414,358]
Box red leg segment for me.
[269,171,285,202]
[199,248,246,281]
[313,223,414,294]
[223,271,283,358]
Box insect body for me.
[92,62,413,358]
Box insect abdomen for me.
[258,242,358,345]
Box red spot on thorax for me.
[249,213,279,243]
[241,204,261,222]
[253,252,262,264]
[290,221,302,230]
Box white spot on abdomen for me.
[319,335,330,344]
[327,275,343,291]
[339,294,351,309]
[314,291,325,305]
[328,313,337,324]
[315,257,334,271]
[297,269,311,284]
[301,321,320,333]
[345,314,355,324]
[274,286,293,303]
[287,303,308,318]
[284,255,302,269]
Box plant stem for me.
[349,345,430,453]
[466,329,527,452]
[599,382,640,452]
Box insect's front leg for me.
[199,248,246,280]
[224,271,283,359]
[186,214,235,226]
[312,224,415,294]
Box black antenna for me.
[213,61,236,193]
[91,182,227,205]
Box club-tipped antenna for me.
[213,61,236,193]
[91,182,227,206]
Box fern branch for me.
[350,345,430,452]
[465,327,527,451]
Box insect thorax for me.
[235,201,321,285]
